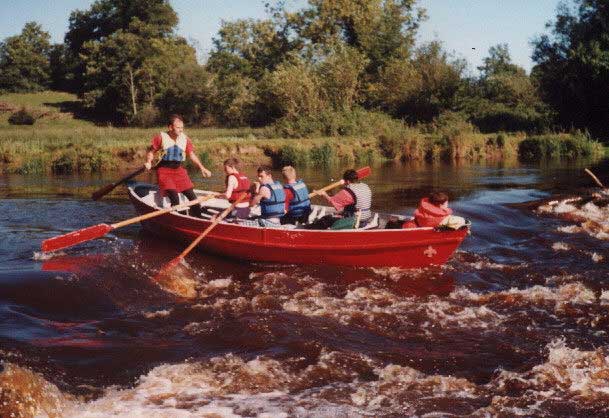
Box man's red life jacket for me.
[403,198,453,228]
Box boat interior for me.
[130,182,428,231]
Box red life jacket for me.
[403,198,453,228]
[226,172,251,204]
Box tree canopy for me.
[0,22,51,92]
[532,0,609,137]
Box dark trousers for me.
[280,208,312,225]
[166,188,202,218]
[303,215,337,229]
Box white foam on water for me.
[591,252,604,263]
[552,241,570,251]
[142,309,173,319]
[31,250,66,261]
[283,285,506,332]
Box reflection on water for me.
[1,158,609,416]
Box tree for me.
[156,63,214,125]
[207,18,296,80]
[65,0,179,96]
[289,0,426,74]
[81,31,196,122]
[532,0,609,137]
[462,44,550,132]
[64,0,196,123]
[0,22,51,92]
[372,41,465,122]
[478,43,521,78]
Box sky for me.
[0,0,563,73]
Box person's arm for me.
[145,135,162,170]
[317,189,354,212]
[188,151,211,177]
[223,175,238,199]
[251,185,270,207]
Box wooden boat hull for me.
[128,183,468,268]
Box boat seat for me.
[360,213,379,230]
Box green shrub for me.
[518,133,602,161]
[309,142,335,167]
[8,108,36,125]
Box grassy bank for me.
[0,91,604,174]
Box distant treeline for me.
[1,0,607,140]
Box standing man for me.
[145,114,211,217]
[281,165,311,225]
[250,166,285,225]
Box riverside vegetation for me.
[2,0,609,160]
[0,91,603,175]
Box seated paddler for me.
[280,165,311,225]
[217,157,251,219]
[309,169,372,229]
[250,166,286,226]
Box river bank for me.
[0,91,605,174]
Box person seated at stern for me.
[218,158,251,219]
[403,192,453,229]
[281,165,311,225]
[250,166,286,225]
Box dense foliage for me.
[532,0,609,138]
[0,22,51,92]
[0,0,607,140]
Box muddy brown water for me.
[1,159,609,417]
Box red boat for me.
[128,182,469,268]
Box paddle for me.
[154,194,247,283]
[585,168,605,188]
[308,166,371,198]
[91,166,147,200]
[42,194,216,252]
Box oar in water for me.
[42,194,216,252]
[308,166,371,198]
[585,168,605,188]
[153,195,247,295]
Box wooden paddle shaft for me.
[308,166,370,198]
[111,194,216,229]
[585,168,605,188]
[176,195,246,259]
[308,179,344,198]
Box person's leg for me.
[165,189,189,215]
[304,215,336,230]
[280,214,296,225]
[182,188,202,218]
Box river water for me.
[1,160,609,417]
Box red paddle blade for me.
[356,166,371,179]
[42,224,113,252]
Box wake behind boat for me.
[127,182,470,268]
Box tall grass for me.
[0,92,605,174]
